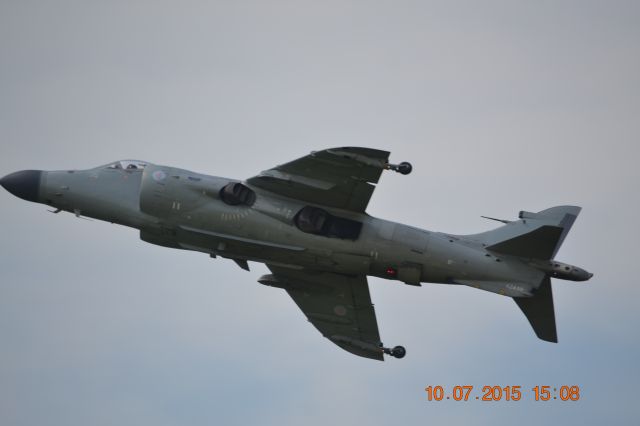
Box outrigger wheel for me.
[391,345,406,359]
[382,344,407,359]
[386,161,413,175]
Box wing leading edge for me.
[259,266,385,361]
[246,147,390,212]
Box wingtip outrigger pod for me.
[385,161,412,175]
[381,344,407,359]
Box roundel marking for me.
[153,170,167,182]
[334,305,347,316]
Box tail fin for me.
[464,206,582,343]
[467,205,581,260]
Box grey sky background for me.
[1,1,638,425]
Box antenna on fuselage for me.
[481,215,512,224]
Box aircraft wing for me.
[246,147,390,212]
[260,265,385,361]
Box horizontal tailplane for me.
[487,225,563,260]
[513,277,557,342]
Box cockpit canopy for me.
[106,160,148,170]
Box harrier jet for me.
[1,148,592,360]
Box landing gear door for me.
[398,263,422,286]
[392,225,428,286]
[331,252,371,275]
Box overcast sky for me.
[1,1,639,425]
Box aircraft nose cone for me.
[0,170,43,202]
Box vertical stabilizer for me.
[467,205,581,260]
[465,206,583,343]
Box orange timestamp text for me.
[424,385,580,401]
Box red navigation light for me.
[386,266,397,277]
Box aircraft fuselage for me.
[1,162,591,299]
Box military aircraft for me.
[1,147,592,360]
